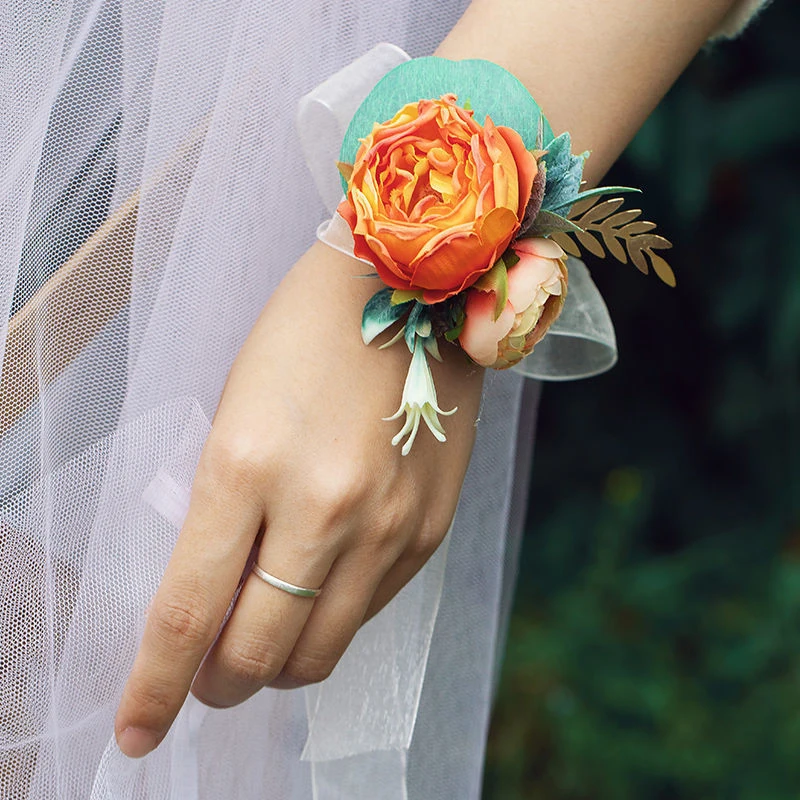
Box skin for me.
[115,0,740,758]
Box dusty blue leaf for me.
[424,335,442,362]
[404,302,426,353]
[540,137,588,215]
[521,209,583,237]
[541,133,573,175]
[361,288,411,345]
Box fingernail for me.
[117,726,158,758]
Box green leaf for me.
[444,320,464,342]
[548,185,641,216]
[361,288,411,345]
[391,288,424,305]
[378,325,407,350]
[444,304,466,342]
[474,257,509,321]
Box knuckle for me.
[149,594,214,647]
[365,520,403,554]
[361,493,414,552]
[220,641,281,687]
[407,532,443,562]
[408,512,452,561]
[125,678,176,726]
[198,435,269,495]
[281,651,336,687]
[304,463,369,527]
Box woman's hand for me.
[113,241,484,758]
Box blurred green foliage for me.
[487,6,800,799]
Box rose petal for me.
[478,206,519,251]
[496,125,537,215]
[513,236,564,260]
[506,252,561,310]
[483,117,519,216]
[460,291,516,366]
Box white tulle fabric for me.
[0,2,540,798]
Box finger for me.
[269,545,398,690]
[190,522,338,707]
[114,466,263,758]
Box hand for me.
[114,241,484,758]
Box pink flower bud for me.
[459,237,568,369]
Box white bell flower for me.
[384,337,457,456]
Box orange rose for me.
[338,95,537,304]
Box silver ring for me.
[250,562,322,598]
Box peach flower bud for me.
[459,237,568,369]
[338,95,537,304]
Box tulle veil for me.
[0,1,544,797]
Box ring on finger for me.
[250,562,322,598]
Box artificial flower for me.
[459,237,567,369]
[338,94,537,304]
[384,337,457,455]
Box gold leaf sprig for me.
[550,195,676,287]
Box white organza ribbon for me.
[298,43,618,381]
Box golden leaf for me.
[573,197,623,226]
[605,209,642,227]
[621,221,657,235]
[576,229,605,258]
[629,235,672,275]
[551,231,581,258]
[601,227,627,263]
[561,194,675,286]
[649,252,677,287]
[565,194,598,219]
[629,243,648,273]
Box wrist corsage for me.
[331,56,673,454]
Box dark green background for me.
[487,6,800,798]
